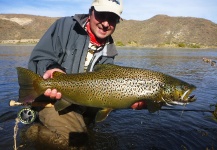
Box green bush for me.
[116,41,125,46]
[178,43,186,47]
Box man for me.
[26,0,123,148]
[27,0,144,148]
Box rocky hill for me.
[0,14,58,43]
[1,14,217,48]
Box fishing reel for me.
[17,107,37,124]
[9,100,37,124]
[9,100,54,124]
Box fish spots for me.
[22,64,195,109]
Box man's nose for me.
[101,20,110,27]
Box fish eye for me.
[182,85,188,90]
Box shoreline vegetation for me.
[1,39,216,49]
[115,40,217,49]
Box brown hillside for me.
[113,15,217,48]
[0,14,58,40]
[0,14,217,48]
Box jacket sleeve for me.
[28,17,74,75]
[99,56,115,64]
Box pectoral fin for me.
[54,97,72,111]
[147,101,164,113]
[95,108,113,122]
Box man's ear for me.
[89,6,94,15]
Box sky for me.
[0,0,217,23]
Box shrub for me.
[178,43,186,47]
[116,41,125,46]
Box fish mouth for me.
[164,89,196,106]
[180,89,196,102]
[187,95,196,102]
[169,95,196,105]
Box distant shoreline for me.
[0,39,39,45]
[0,39,216,49]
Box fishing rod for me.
[9,100,54,108]
[9,100,217,124]
[160,108,215,113]
[160,107,217,122]
[10,100,215,113]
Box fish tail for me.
[16,67,43,102]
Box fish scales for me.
[40,67,164,108]
[16,64,196,122]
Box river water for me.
[0,45,216,150]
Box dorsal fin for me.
[94,64,120,72]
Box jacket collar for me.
[73,14,114,44]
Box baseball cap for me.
[91,0,123,17]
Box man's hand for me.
[131,101,147,110]
[43,68,65,99]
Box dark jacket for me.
[28,14,118,75]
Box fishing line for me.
[13,117,20,150]
[179,104,187,118]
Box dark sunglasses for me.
[94,10,120,23]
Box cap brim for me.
[94,6,121,17]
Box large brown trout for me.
[17,64,196,122]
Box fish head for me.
[160,80,196,106]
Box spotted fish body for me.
[17,64,196,122]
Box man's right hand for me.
[43,68,65,100]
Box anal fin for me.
[95,108,113,122]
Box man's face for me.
[89,9,119,40]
